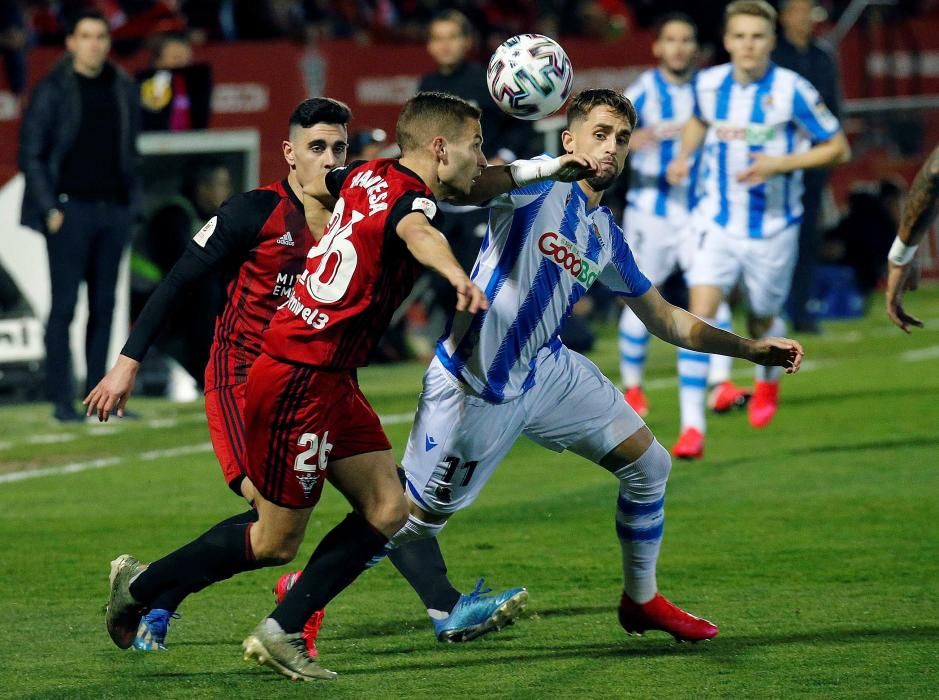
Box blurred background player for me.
[885,143,939,333]
[617,12,749,420]
[18,9,141,422]
[772,0,843,333]
[667,0,851,459]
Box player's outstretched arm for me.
[395,212,488,313]
[885,144,939,333]
[83,355,140,422]
[626,286,804,373]
[82,250,213,420]
[449,154,601,206]
[666,116,708,185]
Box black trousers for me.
[787,169,829,327]
[45,199,131,406]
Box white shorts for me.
[402,347,645,515]
[685,221,799,317]
[622,208,693,286]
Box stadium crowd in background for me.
[12,1,939,51]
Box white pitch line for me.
[379,412,417,426]
[0,442,214,485]
[27,433,77,445]
[0,335,933,486]
[900,345,939,362]
[0,412,208,452]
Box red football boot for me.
[624,387,649,418]
[618,591,719,642]
[273,571,326,658]
[707,381,751,413]
[748,380,779,428]
[671,427,704,460]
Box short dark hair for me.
[395,91,481,154]
[724,0,778,31]
[429,10,472,39]
[655,12,698,41]
[66,10,109,36]
[288,97,352,131]
[566,89,637,131]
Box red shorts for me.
[244,352,392,509]
[204,383,248,495]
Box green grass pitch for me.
[1,289,938,698]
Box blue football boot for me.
[433,579,528,643]
[133,609,181,651]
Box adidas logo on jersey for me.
[276,231,295,246]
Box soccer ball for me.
[487,34,574,121]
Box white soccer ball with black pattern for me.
[487,34,574,121]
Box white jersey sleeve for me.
[598,210,653,297]
[790,75,840,142]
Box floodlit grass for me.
[1,289,938,698]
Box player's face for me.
[198,167,233,212]
[427,20,470,70]
[66,18,110,74]
[563,106,632,191]
[653,20,697,76]
[437,118,486,198]
[156,40,193,69]
[285,123,349,195]
[724,14,775,75]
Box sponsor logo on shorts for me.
[537,231,600,287]
[425,434,438,452]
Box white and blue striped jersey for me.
[436,170,652,403]
[693,62,841,239]
[625,68,701,223]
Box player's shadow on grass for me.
[710,434,939,468]
[337,624,939,676]
[785,384,931,406]
[322,603,610,641]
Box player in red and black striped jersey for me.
[94,97,523,660]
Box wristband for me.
[509,157,563,187]
[887,236,919,266]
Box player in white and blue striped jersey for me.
[391,89,804,642]
[666,0,850,459]
[618,13,747,420]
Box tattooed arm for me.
[885,144,939,333]
[897,144,939,247]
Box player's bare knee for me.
[250,539,298,565]
[249,519,305,564]
[362,496,409,538]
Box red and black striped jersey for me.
[201,180,314,390]
[121,179,314,391]
[262,158,442,369]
